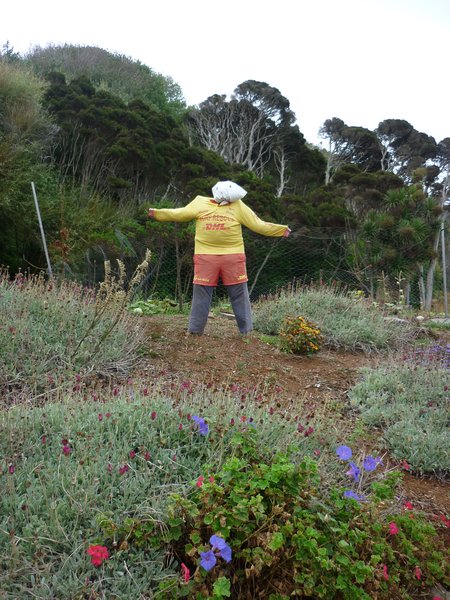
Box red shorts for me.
[193,254,248,286]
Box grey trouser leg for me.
[188,284,214,334]
[226,282,253,334]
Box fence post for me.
[31,182,53,279]
[441,220,448,317]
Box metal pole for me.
[31,182,53,278]
[441,221,448,318]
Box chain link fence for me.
[65,225,449,315]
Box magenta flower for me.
[62,445,71,455]
[87,545,109,567]
[8,463,15,474]
[388,522,399,535]
[181,562,190,582]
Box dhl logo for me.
[205,223,227,230]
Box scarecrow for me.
[148,181,291,335]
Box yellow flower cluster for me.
[279,315,323,356]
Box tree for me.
[319,118,381,184]
[376,119,438,181]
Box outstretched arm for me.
[148,198,200,223]
[237,202,290,237]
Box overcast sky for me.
[3,0,449,146]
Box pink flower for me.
[433,596,444,600]
[144,451,151,461]
[178,423,183,431]
[181,562,190,583]
[8,463,15,474]
[196,476,205,488]
[382,564,389,581]
[399,460,410,470]
[414,566,422,580]
[209,476,215,483]
[119,464,129,475]
[403,501,414,510]
[304,426,314,437]
[87,545,109,567]
[129,450,136,459]
[105,412,111,418]
[98,413,103,421]
[143,387,149,396]
[150,411,157,420]
[41,435,47,444]
[388,522,399,535]
[62,445,71,455]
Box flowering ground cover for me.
[1,278,449,599]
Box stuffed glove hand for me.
[283,227,292,237]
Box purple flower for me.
[343,490,363,502]
[336,445,352,460]
[346,461,360,482]
[210,535,227,550]
[200,549,217,571]
[192,415,209,436]
[219,544,232,562]
[363,455,381,472]
[210,535,232,562]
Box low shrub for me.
[279,315,323,356]
[253,284,417,353]
[0,258,149,404]
[349,353,449,474]
[155,432,447,599]
[0,384,327,598]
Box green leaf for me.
[268,532,284,551]
[213,576,231,598]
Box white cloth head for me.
[212,181,247,203]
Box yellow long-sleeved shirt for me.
[153,196,288,255]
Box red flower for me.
[399,460,410,470]
[8,463,15,474]
[87,545,109,567]
[62,445,71,455]
[181,562,190,583]
[414,566,422,580]
[118,464,129,475]
[105,412,111,418]
[98,413,103,421]
[196,475,204,488]
[382,564,389,581]
[150,411,157,420]
[41,435,47,444]
[388,522,399,535]
[209,476,215,483]
[178,423,183,431]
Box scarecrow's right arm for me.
[148,198,200,222]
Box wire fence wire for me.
[74,227,450,313]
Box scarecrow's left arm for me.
[237,202,289,237]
